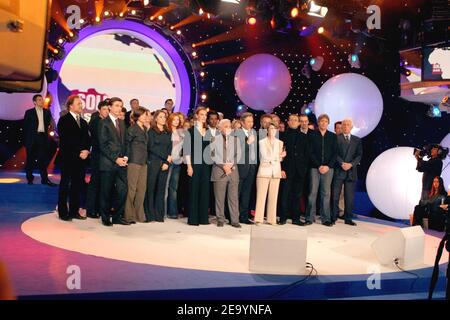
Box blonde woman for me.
[254,122,285,225]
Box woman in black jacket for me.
[124,107,148,223]
[144,110,172,222]
[413,176,447,231]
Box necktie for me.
[345,135,350,142]
[76,115,81,128]
[115,118,121,139]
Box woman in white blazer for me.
[255,122,285,225]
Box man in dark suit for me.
[98,97,130,227]
[279,114,309,226]
[23,94,56,186]
[331,118,363,226]
[235,112,258,224]
[57,95,91,221]
[85,99,110,218]
[124,98,139,128]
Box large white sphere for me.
[366,147,423,220]
[0,78,48,121]
[441,133,450,190]
[315,73,383,138]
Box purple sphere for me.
[234,54,292,111]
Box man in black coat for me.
[415,145,443,200]
[98,97,130,227]
[56,95,91,221]
[331,119,362,226]
[124,98,139,128]
[85,99,110,218]
[235,112,258,224]
[23,94,56,186]
[306,114,338,227]
[279,114,309,225]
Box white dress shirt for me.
[35,107,45,133]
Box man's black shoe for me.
[72,214,87,220]
[305,221,313,225]
[42,180,57,187]
[87,213,100,219]
[292,220,305,226]
[102,220,113,227]
[27,181,33,185]
[217,221,224,227]
[112,219,131,225]
[231,222,242,228]
[277,220,286,225]
[345,220,357,226]
[322,221,333,227]
[59,215,72,222]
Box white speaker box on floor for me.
[249,225,307,275]
[371,226,425,268]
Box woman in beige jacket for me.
[255,122,285,225]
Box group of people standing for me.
[24,94,364,228]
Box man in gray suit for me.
[210,119,242,228]
[331,118,363,226]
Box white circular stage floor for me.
[21,214,443,276]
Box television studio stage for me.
[0,171,447,300]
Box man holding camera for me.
[415,145,443,201]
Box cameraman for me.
[415,145,443,200]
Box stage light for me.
[192,43,196,48]
[291,7,299,18]
[317,26,324,34]
[150,16,155,20]
[307,0,328,18]
[143,0,150,5]
[201,93,207,100]
[158,15,163,21]
[301,25,307,30]
[49,131,55,137]
[53,48,59,54]
[119,12,124,18]
[247,17,257,25]
[199,8,204,15]
[104,11,110,17]
[79,18,85,24]
[170,26,174,30]
[200,71,205,77]
[45,59,49,65]
[45,97,51,104]
[305,107,312,115]
[192,51,197,57]
[176,30,182,35]
[131,10,137,15]
[429,105,442,117]
[95,16,101,23]
[348,53,360,69]
[207,13,211,19]
[309,56,324,71]
[201,61,205,66]
[58,38,64,44]
[68,31,74,38]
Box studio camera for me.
[414,144,449,160]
